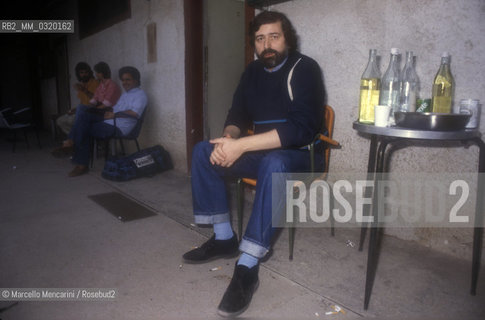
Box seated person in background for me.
[88,61,122,111]
[52,61,121,157]
[55,62,99,136]
[67,66,147,177]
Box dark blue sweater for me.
[224,51,325,148]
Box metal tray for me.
[394,112,471,131]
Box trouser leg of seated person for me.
[183,141,245,263]
[56,113,76,136]
[67,104,90,142]
[183,141,269,263]
[69,113,120,177]
[51,112,77,157]
[238,149,318,258]
[217,149,323,317]
[184,141,323,262]
[52,105,91,157]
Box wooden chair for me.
[236,105,340,259]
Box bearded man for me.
[55,62,99,136]
[183,11,326,317]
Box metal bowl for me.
[394,112,471,131]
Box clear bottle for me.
[431,52,454,113]
[379,48,401,121]
[400,51,419,112]
[358,49,381,123]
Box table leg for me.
[364,138,390,310]
[471,138,485,295]
[359,135,378,252]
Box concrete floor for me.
[0,132,484,320]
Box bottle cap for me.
[441,51,450,57]
[391,48,400,55]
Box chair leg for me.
[329,185,335,237]
[109,139,116,157]
[23,128,30,149]
[90,139,96,168]
[289,225,295,260]
[119,139,125,155]
[236,178,244,242]
[104,140,110,159]
[12,130,17,152]
[34,126,41,149]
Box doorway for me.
[184,0,254,171]
[203,0,246,140]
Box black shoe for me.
[182,234,239,264]
[217,263,259,317]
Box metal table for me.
[352,121,484,310]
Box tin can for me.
[416,98,431,112]
[459,99,481,129]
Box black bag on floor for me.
[102,145,173,181]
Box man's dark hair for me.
[93,61,111,79]
[249,11,298,53]
[74,62,93,82]
[118,66,141,87]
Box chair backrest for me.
[123,106,147,139]
[0,108,33,128]
[323,105,335,173]
[0,111,10,128]
[0,108,17,129]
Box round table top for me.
[353,121,481,140]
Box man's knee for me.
[192,141,212,163]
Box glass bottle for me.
[431,52,454,113]
[379,48,401,121]
[400,51,419,112]
[358,49,381,123]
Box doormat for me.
[88,192,157,222]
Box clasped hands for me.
[209,135,244,167]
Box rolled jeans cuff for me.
[194,212,230,225]
[239,238,269,259]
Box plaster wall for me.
[66,0,186,171]
[272,0,485,260]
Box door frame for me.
[54,37,71,115]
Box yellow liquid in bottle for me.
[432,75,453,113]
[359,78,380,123]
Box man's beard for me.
[257,48,288,69]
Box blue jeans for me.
[67,104,89,141]
[191,141,323,258]
[71,106,121,166]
